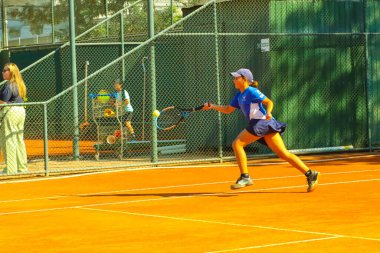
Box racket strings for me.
[157,109,183,129]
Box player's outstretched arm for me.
[203,103,235,114]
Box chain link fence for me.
[1,0,380,177]
[1,0,190,48]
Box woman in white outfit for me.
[0,63,28,175]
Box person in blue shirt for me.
[204,68,319,192]
[0,63,28,175]
[114,79,136,141]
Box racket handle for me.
[195,102,211,111]
[194,106,202,111]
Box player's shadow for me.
[79,190,305,199]
[242,191,307,194]
[81,192,238,198]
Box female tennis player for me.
[203,68,319,192]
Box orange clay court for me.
[0,152,379,252]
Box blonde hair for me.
[251,80,259,88]
[242,76,259,88]
[4,63,27,99]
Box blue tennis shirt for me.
[229,86,267,121]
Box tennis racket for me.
[155,103,209,131]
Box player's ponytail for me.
[250,80,259,88]
[242,75,259,88]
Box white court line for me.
[204,237,341,253]
[1,177,380,219]
[78,207,341,237]
[77,207,379,242]
[1,167,380,204]
[0,168,130,184]
[0,206,78,216]
[1,154,379,185]
[0,180,230,204]
[246,154,380,166]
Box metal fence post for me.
[170,0,173,25]
[51,0,55,44]
[43,103,49,176]
[213,0,223,162]
[148,0,157,163]
[363,0,372,151]
[69,0,80,160]
[121,12,125,81]
[105,0,109,37]
[1,1,8,48]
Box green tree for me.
[14,0,192,42]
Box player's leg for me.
[0,122,6,174]
[232,129,261,174]
[263,132,320,192]
[14,107,28,173]
[125,120,134,134]
[124,112,135,140]
[230,129,261,189]
[1,108,18,174]
[263,132,308,173]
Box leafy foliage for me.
[10,0,199,41]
